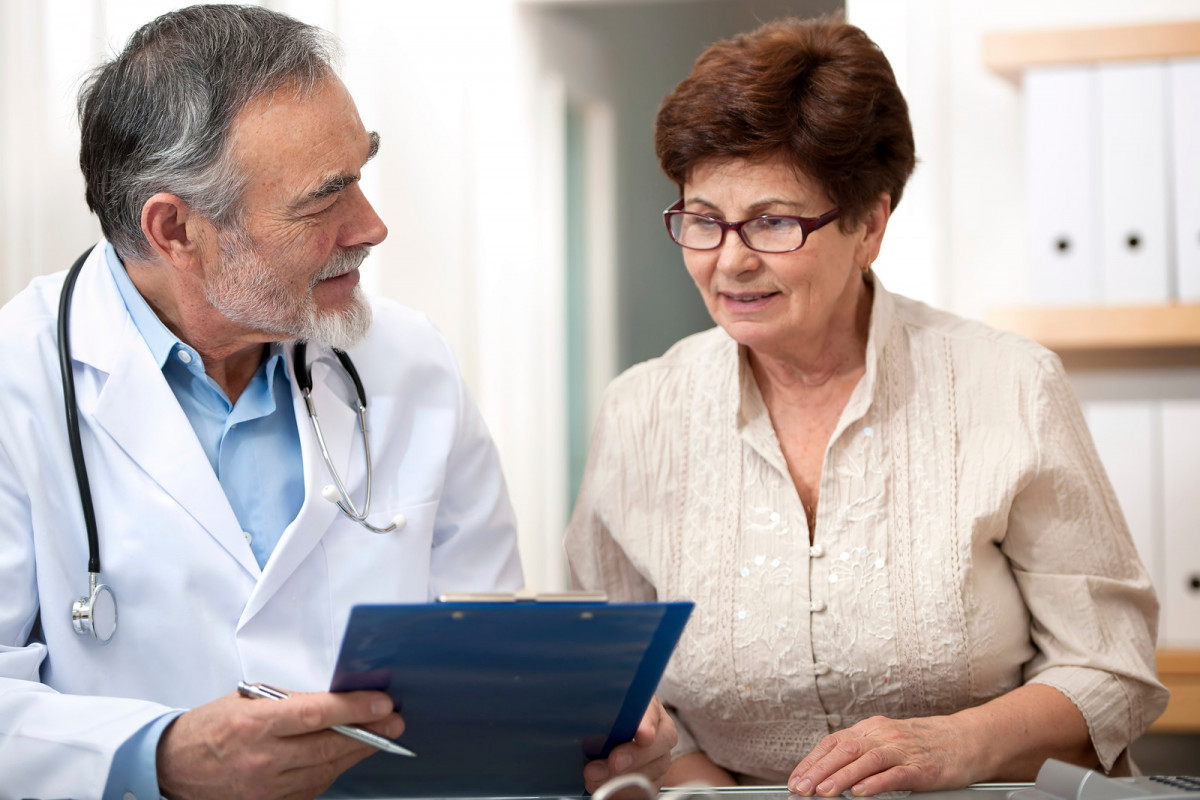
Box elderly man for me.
[0,5,673,799]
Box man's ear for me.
[140,193,202,270]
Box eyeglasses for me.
[663,199,842,254]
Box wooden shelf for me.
[1150,649,1200,733]
[987,304,1200,367]
[984,19,1200,82]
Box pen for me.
[236,681,416,757]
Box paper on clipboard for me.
[324,597,693,799]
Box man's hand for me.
[583,697,678,793]
[157,688,404,800]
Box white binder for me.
[1170,58,1200,302]
[1083,401,1161,592]
[1098,61,1172,304]
[1024,67,1100,305]
[1161,400,1200,649]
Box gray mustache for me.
[311,246,371,286]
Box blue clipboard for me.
[324,597,693,798]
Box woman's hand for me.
[584,697,678,792]
[788,685,1098,797]
[788,714,975,797]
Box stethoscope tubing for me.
[293,341,397,534]
[58,247,101,576]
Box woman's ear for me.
[855,192,892,268]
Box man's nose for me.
[341,184,388,247]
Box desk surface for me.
[366,783,1030,800]
[659,786,1027,800]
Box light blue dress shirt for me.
[99,242,305,799]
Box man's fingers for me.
[251,689,396,738]
[278,735,382,793]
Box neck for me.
[749,276,873,398]
[123,257,270,403]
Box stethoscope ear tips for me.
[321,484,341,503]
[392,513,407,531]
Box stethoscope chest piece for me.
[71,576,117,644]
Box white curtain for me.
[0,0,573,591]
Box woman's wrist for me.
[942,706,1002,783]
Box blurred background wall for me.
[2,0,1199,595]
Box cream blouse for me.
[564,278,1167,782]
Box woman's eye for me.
[689,216,720,230]
[758,216,798,231]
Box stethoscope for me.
[58,248,405,644]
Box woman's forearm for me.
[954,683,1098,781]
[664,752,737,786]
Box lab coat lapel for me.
[241,347,357,622]
[69,249,259,578]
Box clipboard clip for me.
[436,589,609,603]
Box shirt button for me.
[809,544,825,558]
[177,350,192,364]
[244,531,253,544]
[827,713,843,727]
[124,792,137,800]
[810,599,826,613]
[813,662,830,676]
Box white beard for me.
[206,228,373,351]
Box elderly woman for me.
[565,16,1167,796]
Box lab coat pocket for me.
[324,497,440,614]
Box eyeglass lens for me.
[668,213,807,253]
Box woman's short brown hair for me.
[654,16,916,227]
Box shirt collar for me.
[104,242,201,371]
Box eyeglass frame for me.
[662,199,843,254]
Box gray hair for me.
[78,4,339,260]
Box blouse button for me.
[810,599,826,613]
[813,662,831,676]
[809,544,825,558]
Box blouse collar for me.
[735,272,897,467]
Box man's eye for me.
[310,194,341,215]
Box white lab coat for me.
[0,243,523,799]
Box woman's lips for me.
[720,290,778,312]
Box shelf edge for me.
[984,19,1200,82]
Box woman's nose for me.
[714,230,759,275]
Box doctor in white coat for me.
[0,5,674,799]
